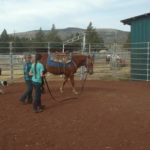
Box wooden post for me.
[62,43,65,53]
[80,33,86,80]
[9,42,13,81]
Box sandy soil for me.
[0,80,150,150]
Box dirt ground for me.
[0,80,150,150]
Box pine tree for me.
[34,27,46,50]
[47,24,62,42]
[13,36,24,53]
[0,29,9,41]
[85,22,105,51]
[0,29,9,52]
[35,27,45,42]
[47,24,62,51]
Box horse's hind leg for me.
[70,75,78,95]
[60,76,68,93]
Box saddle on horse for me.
[48,52,72,68]
[52,52,71,63]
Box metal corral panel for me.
[131,42,150,80]
[121,13,150,81]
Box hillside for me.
[13,27,129,45]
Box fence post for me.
[88,43,91,54]
[111,43,117,78]
[48,42,50,55]
[9,42,13,81]
[80,33,86,80]
[147,42,150,82]
[82,33,86,54]
[62,43,65,53]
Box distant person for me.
[106,54,111,64]
[29,53,45,113]
[19,54,33,104]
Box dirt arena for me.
[0,80,150,150]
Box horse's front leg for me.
[60,76,68,93]
[70,75,78,95]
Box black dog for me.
[0,80,8,94]
[0,81,7,86]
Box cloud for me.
[0,0,149,33]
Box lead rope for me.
[43,76,58,102]
[44,76,78,103]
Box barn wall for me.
[130,16,150,81]
[131,17,150,42]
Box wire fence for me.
[0,41,150,82]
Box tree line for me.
[0,22,105,53]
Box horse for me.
[40,53,94,94]
[106,54,111,64]
[110,54,127,69]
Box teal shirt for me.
[30,62,44,84]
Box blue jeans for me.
[32,82,42,110]
[20,80,33,103]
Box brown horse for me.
[40,53,94,94]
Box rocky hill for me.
[14,27,129,45]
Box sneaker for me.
[38,108,43,112]
[33,108,43,113]
[39,105,45,109]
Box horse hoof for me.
[72,90,78,95]
[60,87,63,93]
[74,92,78,95]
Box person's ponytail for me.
[34,54,42,78]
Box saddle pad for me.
[47,59,71,68]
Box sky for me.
[0,0,150,34]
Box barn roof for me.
[121,12,150,25]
